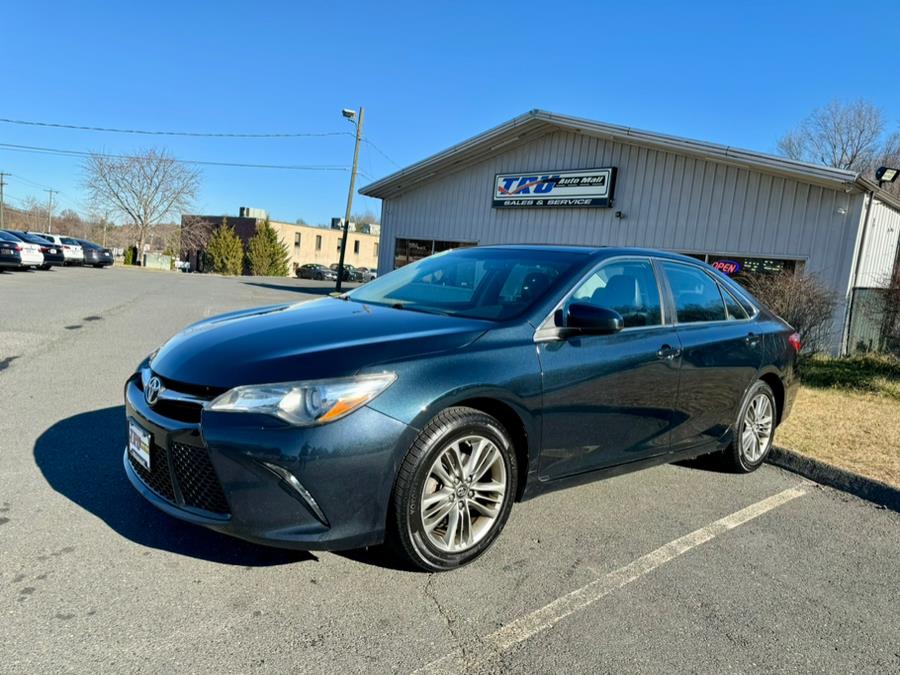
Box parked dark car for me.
[0,231,23,269]
[76,239,114,267]
[4,230,65,269]
[329,262,363,281]
[297,263,337,281]
[124,246,800,571]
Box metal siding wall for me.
[376,130,867,352]
[855,201,900,288]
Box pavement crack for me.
[421,573,502,670]
[423,574,465,650]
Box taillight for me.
[40,246,49,253]
[788,332,801,353]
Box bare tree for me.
[180,215,216,254]
[351,209,379,225]
[778,99,885,172]
[84,149,200,261]
[21,196,49,232]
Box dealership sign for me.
[493,168,617,208]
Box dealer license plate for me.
[128,420,152,471]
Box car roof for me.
[473,244,705,265]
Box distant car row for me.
[0,230,114,271]
[296,263,378,282]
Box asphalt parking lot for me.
[2,266,898,674]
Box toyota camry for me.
[124,245,799,571]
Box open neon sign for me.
[712,259,742,275]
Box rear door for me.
[538,257,682,478]
[658,261,762,454]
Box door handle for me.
[657,344,682,360]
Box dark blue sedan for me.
[124,245,800,571]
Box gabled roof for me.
[360,109,900,210]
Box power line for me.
[363,137,401,168]
[0,142,353,172]
[0,116,355,139]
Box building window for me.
[393,238,477,269]
[353,240,360,254]
[375,242,379,257]
[294,233,301,247]
[315,235,322,251]
[337,240,342,251]
[704,254,800,279]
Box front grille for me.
[129,441,230,516]
[128,444,176,502]
[170,442,230,514]
[153,399,203,423]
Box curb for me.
[768,447,900,512]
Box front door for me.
[538,258,682,479]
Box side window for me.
[569,260,662,328]
[662,262,727,323]
[721,285,749,320]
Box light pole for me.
[335,106,364,293]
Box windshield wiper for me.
[389,302,451,317]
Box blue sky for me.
[1,1,898,225]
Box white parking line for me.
[416,484,810,674]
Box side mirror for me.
[566,303,624,335]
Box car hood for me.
[150,297,492,389]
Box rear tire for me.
[723,380,776,473]
[387,407,517,572]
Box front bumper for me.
[124,377,415,551]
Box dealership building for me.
[360,110,900,353]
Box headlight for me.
[208,373,397,426]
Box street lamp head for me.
[341,108,357,122]
[875,166,899,185]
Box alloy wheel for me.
[420,435,508,553]
[740,393,773,463]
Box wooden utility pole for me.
[44,189,57,233]
[0,172,8,231]
[335,106,364,293]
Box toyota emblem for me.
[145,376,162,406]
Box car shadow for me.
[241,280,359,296]
[674,452,734,473]
[34,405,316,567]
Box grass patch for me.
[800,353,900,401]
[778,387,900,488]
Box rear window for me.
[661,262,727,323]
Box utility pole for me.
[0,172,8,231]
[44,189,57,233]
[335,106,364,293]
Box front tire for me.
[724,380,776,473]
[388,407,517,572]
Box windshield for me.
[347,247,587,321]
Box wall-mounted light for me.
[875,166,899,187]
